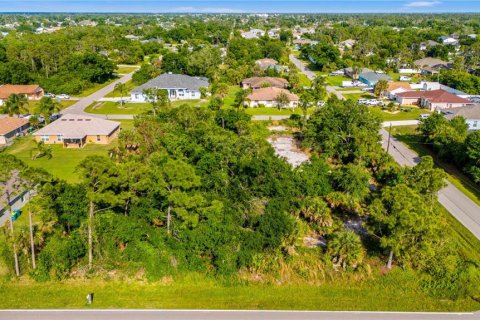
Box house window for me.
[96,135,101,142]
[474,121,478,128]
[41,135,49,142]
[56,135,62,142]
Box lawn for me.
[223,86,241,108]
[298,73,312,87]
[337,87,363,92]
[26,100,76,113]
[391,125,480,206]
[85,100,209,115]
[116,66,139,74]
[75,78,119,98]
[325,75,350,87]
[104,80,136,98]
[1,270,479,311]
[370,107,429,121]
[4,137,114,183]
[343,93,375,101]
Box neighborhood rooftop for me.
[396,89,472,103]
[132,73,209,93]
[33,114,120,138]
[0,85,43,99]
[442,105,480,120]
[0,117,29,135]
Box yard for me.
[325,75,350,87]
[298,73,312,87]
[370,107,429,121]
[85,100,209,115]
[26,100,76,113]
[4,136,114,183]
[244,107,314,116]
[116,65,140,74]
[343,93,375,101]
[75,78,119,98]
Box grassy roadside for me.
[390,126,480,206]
[1,271,479,311]
[75,78,119,98]
[104,80,136,98]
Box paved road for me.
[61,72,134,117]
[381,129,480,240]
[1,310,478,320]
[289,54,345,100]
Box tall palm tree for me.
[114,82,127,108]
[36,97,61,124]
[1,94,29,117]
[327,229,364,270]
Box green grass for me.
[325,76,350,87]
[4,136,114,183]
[1,271,479,311]
[223,86,241,108]
[391,126,480,206]
[116,120,135,130]
[85,100,209,115]
[75,78,119,98]
[104,80,136,98]
[26,100,76,113]
[337,87,363,92]
[116,66,139,74]
[343,93,375,101]
[298,73,312,87]
[370,107,429,121]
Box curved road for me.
[1,309,478,320]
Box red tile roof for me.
[0,85,43,99]
[242,77,288,89]
[0,117,29,135]
[396,89,470,103]
[248,87,299,101]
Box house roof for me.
[255,58,278,67]
[33,114,120,138]
[344,67,373,74]
[0,85,43,99]
[0,117,29,135]
[396,89,471,104]
[414,57,449,68]
[442,105,480,120]
[359,71,391,83]
[242,77,288,88]
[131,73,209,93]
[387,82,411,92]
[247,87,299,102]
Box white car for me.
[419,114,430,120]
[399,76,412,81]
[56,94,70,99]
[44,93,56,98]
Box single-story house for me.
[439,36,459,46]
[255,58,278,70]
[414,57,451,75]
[442,105,480,131]
[358,71,391,87]
[385,82,412,100]
[410,81,469,97]
[0,116,30,146]
[344,67,373,79]
[0,85,44,105]
[241,77,288,90]
[339,39,357,49]
[246,87,299,109]
[292,39,318,49]
[396,89,473,111]
[33,114,120,148]
[241,29,265,39]
[131,73,209,102]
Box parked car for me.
[419,114,430,120]
[399,76,412,81]
[362,87,374,92]
[44,93,56,98]
[57,94,70,99]
[358,99,369,104]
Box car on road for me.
[361,87,374,92]
[56,94,70,99]
[419,114,430,120]
[44,93,56,98]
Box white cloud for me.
[405,1,441,7]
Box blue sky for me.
[0,1,479,13]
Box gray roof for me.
[442,105,480,120]
[33,114,120,138]
[359,71,391,83]
[132,73,209,93]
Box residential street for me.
[61,71,135,118]
[1,310,478,320]
[290,53,480,241]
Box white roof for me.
[33,114,120,138]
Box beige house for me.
[0,116,30,146]
[246,87,299,109]
[33,114,120,148]
[0,85,44,105]
[385,82,412,100]
[255,58,278,70]
[241,77,288,90]
[396,89,473,111]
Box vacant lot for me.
[370,107,429,121]
[325,75,350,86]
[105,80,137,98]
[5,137,114,183]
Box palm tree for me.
[30,141,53,160]
[234,88,251,109]
[374,80,389,98]
[1,94,29,117]
[36,97,61,124]
[327,229,364,270]
[114,82,127,108]
[299,90,313,128]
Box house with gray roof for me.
[441,105,480,131]
[131,73,209,102]
[358,71,391,86]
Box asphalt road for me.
[381,129,480,240]
[1,310,478,320]
[61,71,134,118]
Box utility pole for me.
[386,123,392,153]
